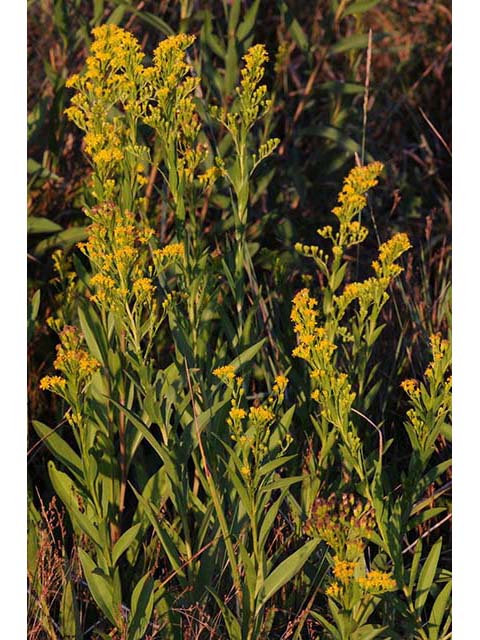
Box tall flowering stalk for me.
[212,45,280,332]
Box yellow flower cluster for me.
[326,563,396,601]
[291,288,318,340]
[429,332,450,368]
[213,365,236,381]
[39,375,67,392]
[272,375,288,395]
[248,405,275,427]
[291,287,358,431]
[212,43,273,166]
[332,233,410,322]
[402,332,451,451]
[80,203,154,312]
[65,25,149,186]
[325,582,342,599]
[236,45,270,129]
[333,559,357,583]
[401,378,420,397]
[132,278,155,303]
[53,326,100,377]
[229,407,247,421]
[143,34,202,183]
[153,243,185,267]
[291,289,337,362]
[40,325,100,396]
[335,276,390,319]
[198,166,221,189]
[358,570,397,593]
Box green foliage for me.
[28,3,451,638]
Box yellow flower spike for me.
[331,162,384,224]
[373,233,411,278]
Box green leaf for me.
[408,539,423,597]
[319,80,365,95]
[257,455,297,478]
[237,0,261,42]
[330,33,369,54]
[30,289,41,321]
[27,216,63,234]
[299,125,367,157]
[201,11,226,58]
[428,578,452,640]
[78,548,118,626]
[27,158,60,181]
[344,0,381,16]
[227,338,266,371]
[33,226,88,257]
[128,573,155,640]
[32,421,83,483]
[415,538,442,616]
[260,475,304,493]
[92,0,105,25]
[78,303,109,366]
[352,624,389,640]
[111,1,174,36]
[330,31,386,54]
[256,539,319,613]
[208,588,242,640]
[106,5,126,24]
[276,0,309,52]
[60,578,81,640]
[130,483,186,584]
[413,461,451,504]
[48,462,100,546]
[259,490,287,550]
[112,523,142,567]
[310,610,341,639]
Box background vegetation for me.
[27,1,451,638]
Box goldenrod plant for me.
[28,18,451,640]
